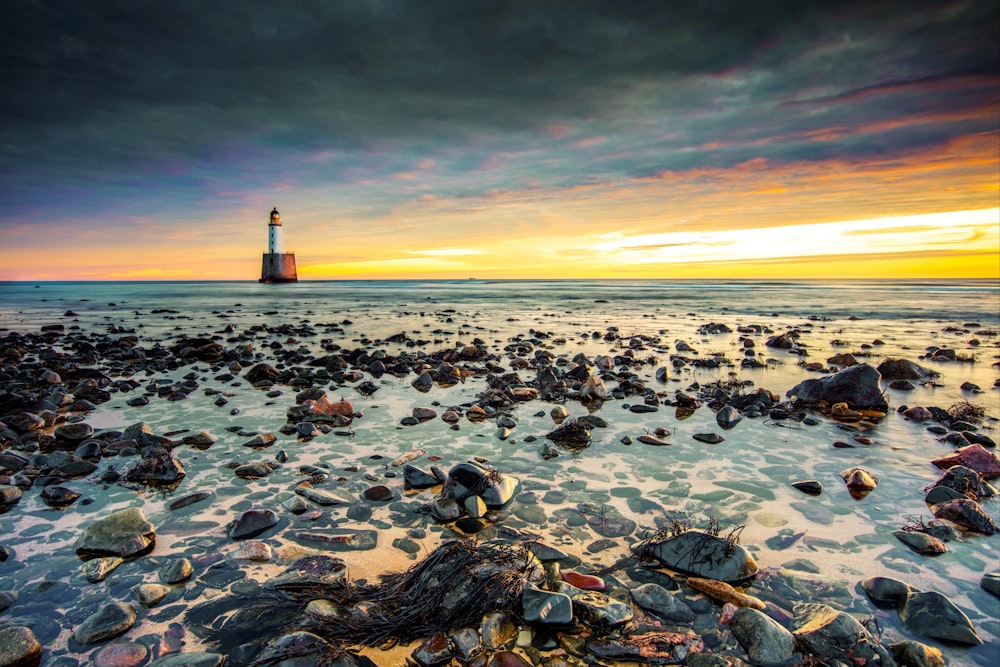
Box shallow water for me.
[1,279,998,665]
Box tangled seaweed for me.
[289,540,538,646]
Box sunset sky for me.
[1,1,997,280]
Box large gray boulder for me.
[634,530,757,584]
[75,507,156,559]
[731,607,797,666]
[786,363,888,411]
[899,591,981,645]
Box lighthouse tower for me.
[259,207,298,283]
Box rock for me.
[546,418,591,448]
[892,530,947,555]
[931,444,1000,479]
[227,509,279,540]
[0,485,23,511]
[839,467,877,498]
[294,486,352,506]
[93,642,150,667]
[403,465,440,489]
[930,465,996,499]
[924,485,967,505]
[561,571,605,591]
[580,375,609,401]
[786,363,888,411]
[693,433,724,444]
[0,590,16,614]
[861,576,914,607]
[73,600,137,644]
[445,461,520,510]
[889,640,945,667]
[76,508,156,558]
[932,498,998,534]
[791,480,823,496]
[265,555,348,591]
[430,498,461,522]
[687,577,765,610]
[146,653,224,667]
[242,433,276,448]
[877,358,936,380]
[252,632,342,666]
[981,572,1000,597]
[716,406,743,429]
[630,583,695,623]
[123,450,185,486]
[792,603,888,665]
[413,631,452,666]
[234,540,274,561]
[636,530,758,584]
[133,583,170,607]
[159,558,194,584]
[0,626,41,667]
[522,586,573,626]
[79,557,124,583]
[903,406,934,421]
[568,589,634,629]
[899,590,981,645]
[234,461,277,479]
[362,485,395,502]
[54,422,94,442]
[730,607,797,666]
[827,353,858,367]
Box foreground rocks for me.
[75,508,156,559]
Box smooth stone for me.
[0,485,23,508]
[892,530,947,555]
[234,540,274,561]
[75,508,155,558]
[158,558,193,584]
[716,405,743,429]
[93,641,150,667]
[265,555,348,591]
[693,433,724,444]
[924,485,966,505]
[294,486,353,506]
[79,557,124,583]
[932,498,998,534]
[791,480,823,496]
[133,583,170,607]
[731,607,797,666]
[889,640,944,667]
[431,497,461,522]
[521,586,573,626]
[73,601,137,645]
[403,465,440,489]
[227,509,278,540]
[981,571,1000,597]
[568,590,634,629]
[861,576,914,607]
[525,542,569,562]
[899,590,982,645]
[786,363,888,411]
[0,626,42,667]
[362,485,395,502]
[629,583,695,623]
[561,571,605,591]
[0,590,16,613]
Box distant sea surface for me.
[2,279,999,329]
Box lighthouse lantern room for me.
[259,206,298,283]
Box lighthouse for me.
[259,207,298,283]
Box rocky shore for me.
[0,298,998,666]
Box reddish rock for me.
[94,641,149,667]
[931,444,1000,479]
[562,571,606,591]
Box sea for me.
[0,279,998,665]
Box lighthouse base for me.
[259,253,298,283]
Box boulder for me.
[76,508,156,559]
[630,583,695,623]
[731,607,797,666]
[0,626,42,667]
[792,603,890,665]
[635,530,757,584]
[786,363,887,411]
[445,461,520,510]
[877,358,936,380]
[932,498,998,534]
[899,590,981,645]
[522,586,573,626]
[227,509,279,540]
[889,640,944,667]
[931,444,1000,479]
[861,576,913,607]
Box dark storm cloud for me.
[1,0,997,215]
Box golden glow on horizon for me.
[2,136,997,281]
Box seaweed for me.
[291,540,538,646]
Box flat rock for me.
[265,554,348,591]
[931,444,1000,479]
[522,586,573,626]
[75,508,156,559]
[73,600,137,645]
[133,583,170,607]
[79,557,124,583]
[630,582,695,623]
[294,486,353,506]
[159,557,194,584]
[861,576,914,607]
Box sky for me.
[1,0,998,281]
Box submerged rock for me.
[227,509,279,540]
[932,499,998,534]
[521,586,573,626]
[889,640,945,667]
[73,600,137,644]
[877,358,937,380]
[0,626,42,667]
[730,607,797,666]
[792,603,891,665]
